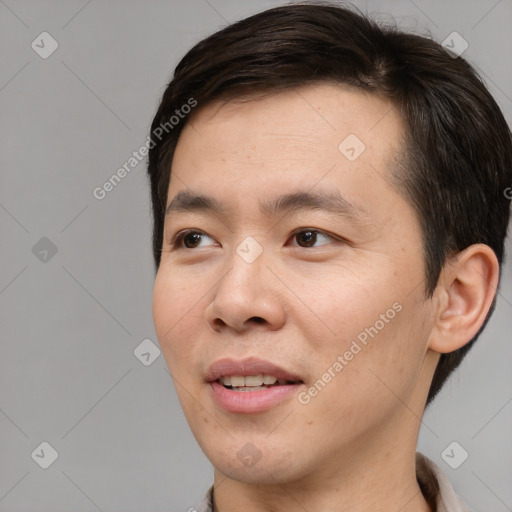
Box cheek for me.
[297,264,426,395]
[319,297,429,415]
[152,270,204,373]
[293,266,394,350]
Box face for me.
[152,83,438,485]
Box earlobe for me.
[428,244,499,354]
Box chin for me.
[205,442,303,485]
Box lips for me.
[205,357,304,384]
[206,357,305,413]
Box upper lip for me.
[206,357,304,383]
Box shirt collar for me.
[416,452,471,512]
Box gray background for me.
[0,0,511,510]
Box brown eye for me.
[183,232,203,248]
[173,230,216,249]
[296,231,317,247]
[293,230,333,248]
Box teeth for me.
[230,375,246,387]
[219,374,279,387]
[219,376,231,386]
[232,386,266,392]
[244,375,263,386]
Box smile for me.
[206,357,305,413]
[219,374,299,390]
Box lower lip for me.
[210,381,302,413]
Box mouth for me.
[206,358,305,413]
[216,374,303,392]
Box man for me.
[147,4,511,511]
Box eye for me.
[173,230,217,249]
[290,229,335,248]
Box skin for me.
[152,83,499,511]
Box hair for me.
[147,2,512,405]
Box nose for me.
[204,252,287,333]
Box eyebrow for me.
[165,189,369,223]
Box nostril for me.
[210,316,267,331]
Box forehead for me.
[174,83,402,169]
[169,83,405,218]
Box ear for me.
[428,244,500,354]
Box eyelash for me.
[171,228,340,250]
